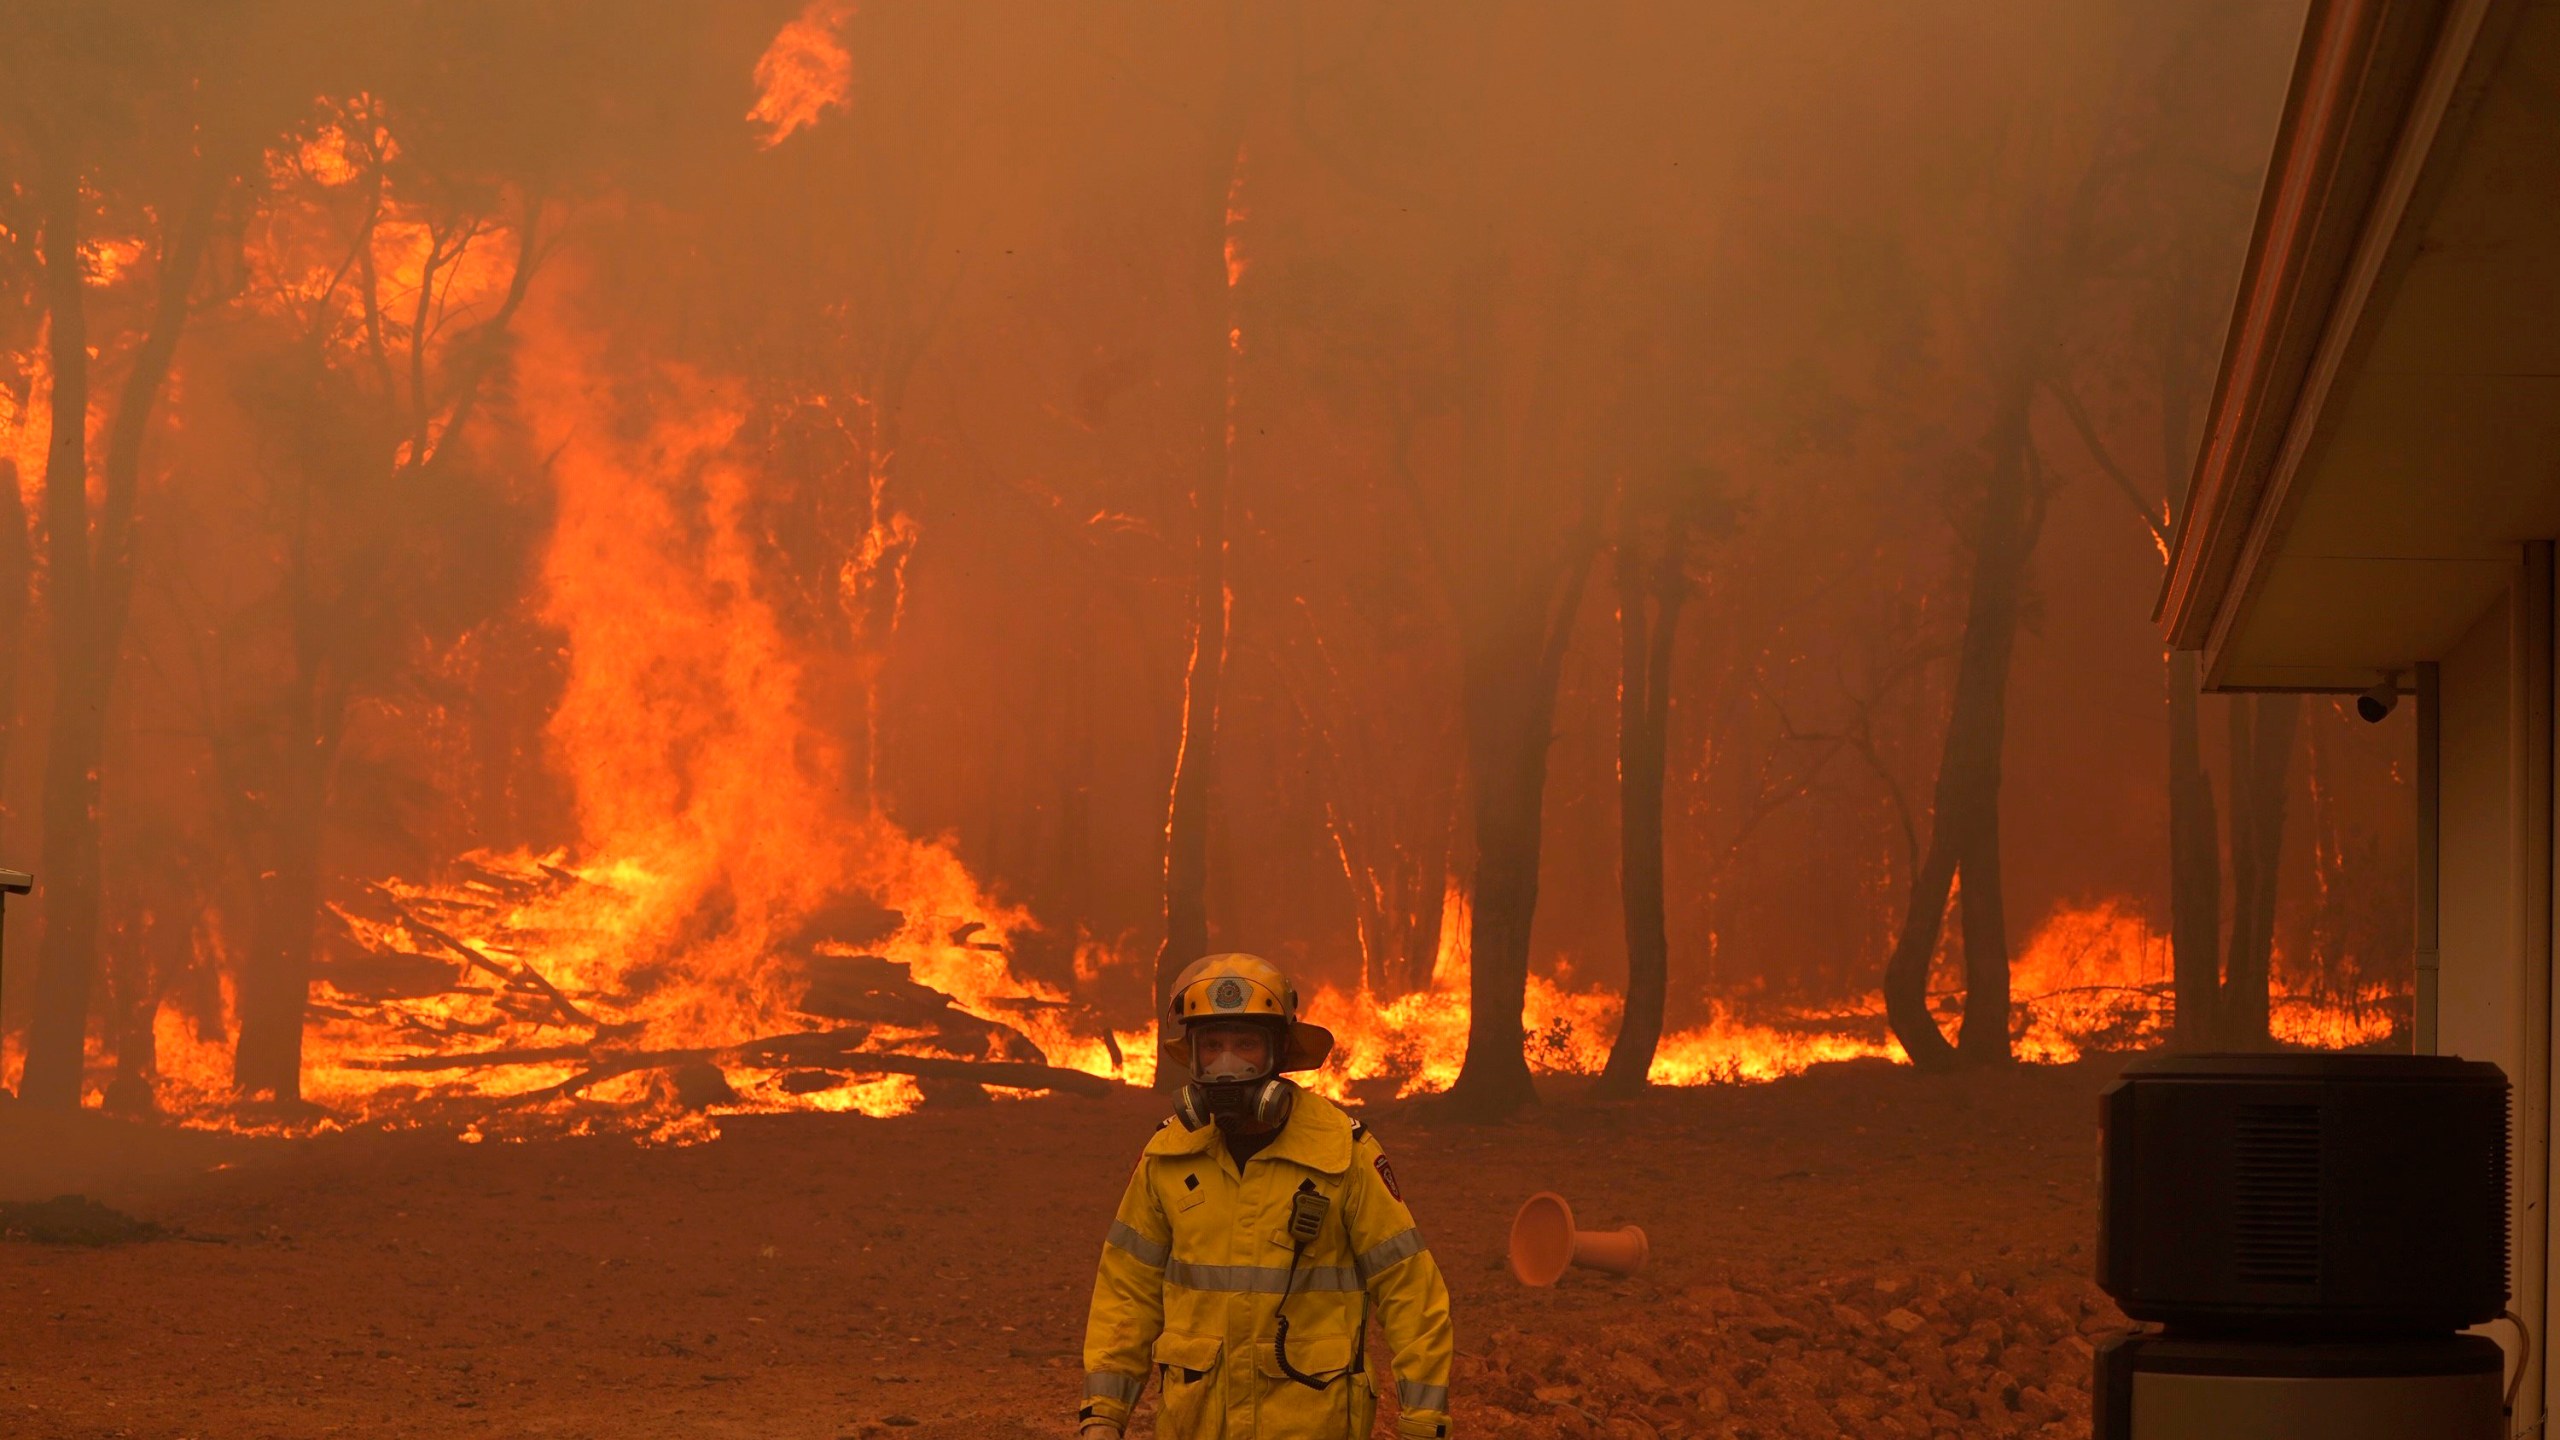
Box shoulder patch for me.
[1373,1153,1403,1201]
[1351,1121,1369,1142]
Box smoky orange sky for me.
[0,0,2406,1123]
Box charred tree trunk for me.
[1152,85,1249,1089]
[233,675,342,1102]
[1882,383,2035,1073]
[101,889,165,1117]
[0,403,29,847]
[1881,837,1963,1071]
[23,151,99,1107]
[2218,693,2299,1048]
[218,195,542,1107]
[2166,651,2224,1045]
[1152,540,1222,1089]
[1444,545,1597,1119]
[23,155,216,1106]
[0,403,29,1069]
[1956,785,2012,1060]
[1598,511,1689,1098]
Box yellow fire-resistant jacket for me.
[1081,1088,1455,1438]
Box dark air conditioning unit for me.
[2092,1053,2512,1440]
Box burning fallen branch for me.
[342,1027,1114,1101]
[277,848,1132,1132]
[359,883,605,1033]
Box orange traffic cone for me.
[1508,1191,1649,1286]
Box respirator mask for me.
[1174,1019,1294,1131]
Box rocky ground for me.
[0,1055,2125,1438]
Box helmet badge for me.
[1211,978,1246,1011]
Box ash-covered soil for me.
[0,1056,2125,1439]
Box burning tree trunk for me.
[1152,54,1251,1088]
[1597,501,1692,1099]
[0,380,29,854]
[1881,379,2039,1073]
[1398,827,1455,995]
[22,148,216,1107]
[212,165,545,1105]
[23,148,94,1108]
[1152,430,1227,1086]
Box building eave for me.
[2159,0,2487,671]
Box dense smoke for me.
[0,0,2401,1125]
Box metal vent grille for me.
[2499,1086,2513,1283]
[2234,1103,2322,1287]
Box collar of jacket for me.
[1145,1085,1356,1176]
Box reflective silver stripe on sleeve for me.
[1354,1227,1425,1282]
[1106,1221,1170,1268]
[1397,1379,1451,1412]
[1163,1259,1362,1294]
[1085,1370,1145,1403]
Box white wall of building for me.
[2436,563,2556,1434]
[2439,585,2518,1073]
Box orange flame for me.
[210,320,1145,1135]
[747,0,857,149]
[79,236,149,287]
[1,349,50,487]
[1300,896,2400,1102]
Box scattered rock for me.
[1609,1353,1668,1393]
[0,1194,164,1246]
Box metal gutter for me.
[2157,0,2464,655]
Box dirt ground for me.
[0,1057,2128,1440]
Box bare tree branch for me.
[2045,372,2168,549]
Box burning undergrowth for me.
[1298,896,2402,1109]
[0,11,2396,1137]
[114,347,2397,1144]
[136,319,1142,1140]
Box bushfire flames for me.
[11,293,2400,1130]
[0,40,2404,1147]
[3,333,2400,1140]
[137,844,2396,1139]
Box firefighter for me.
[1080,953,1455,1439]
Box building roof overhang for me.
[2160,0,2557,691]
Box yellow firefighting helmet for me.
[1165,952,1335,1073]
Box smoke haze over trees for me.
[0,0,2410,1122]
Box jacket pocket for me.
[1152,1330,1223,1437]
[1256,1326,1357,1433]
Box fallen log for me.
[345,1044,597,1074]
[742,1046,1114,1099]
[310,944,463,1001]
[371,890,599,1032]
[487,1028,1115,1105]
[340,1027,1111,1104]
[790,953,1048,1064]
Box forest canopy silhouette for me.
[0,0,2406,1132]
